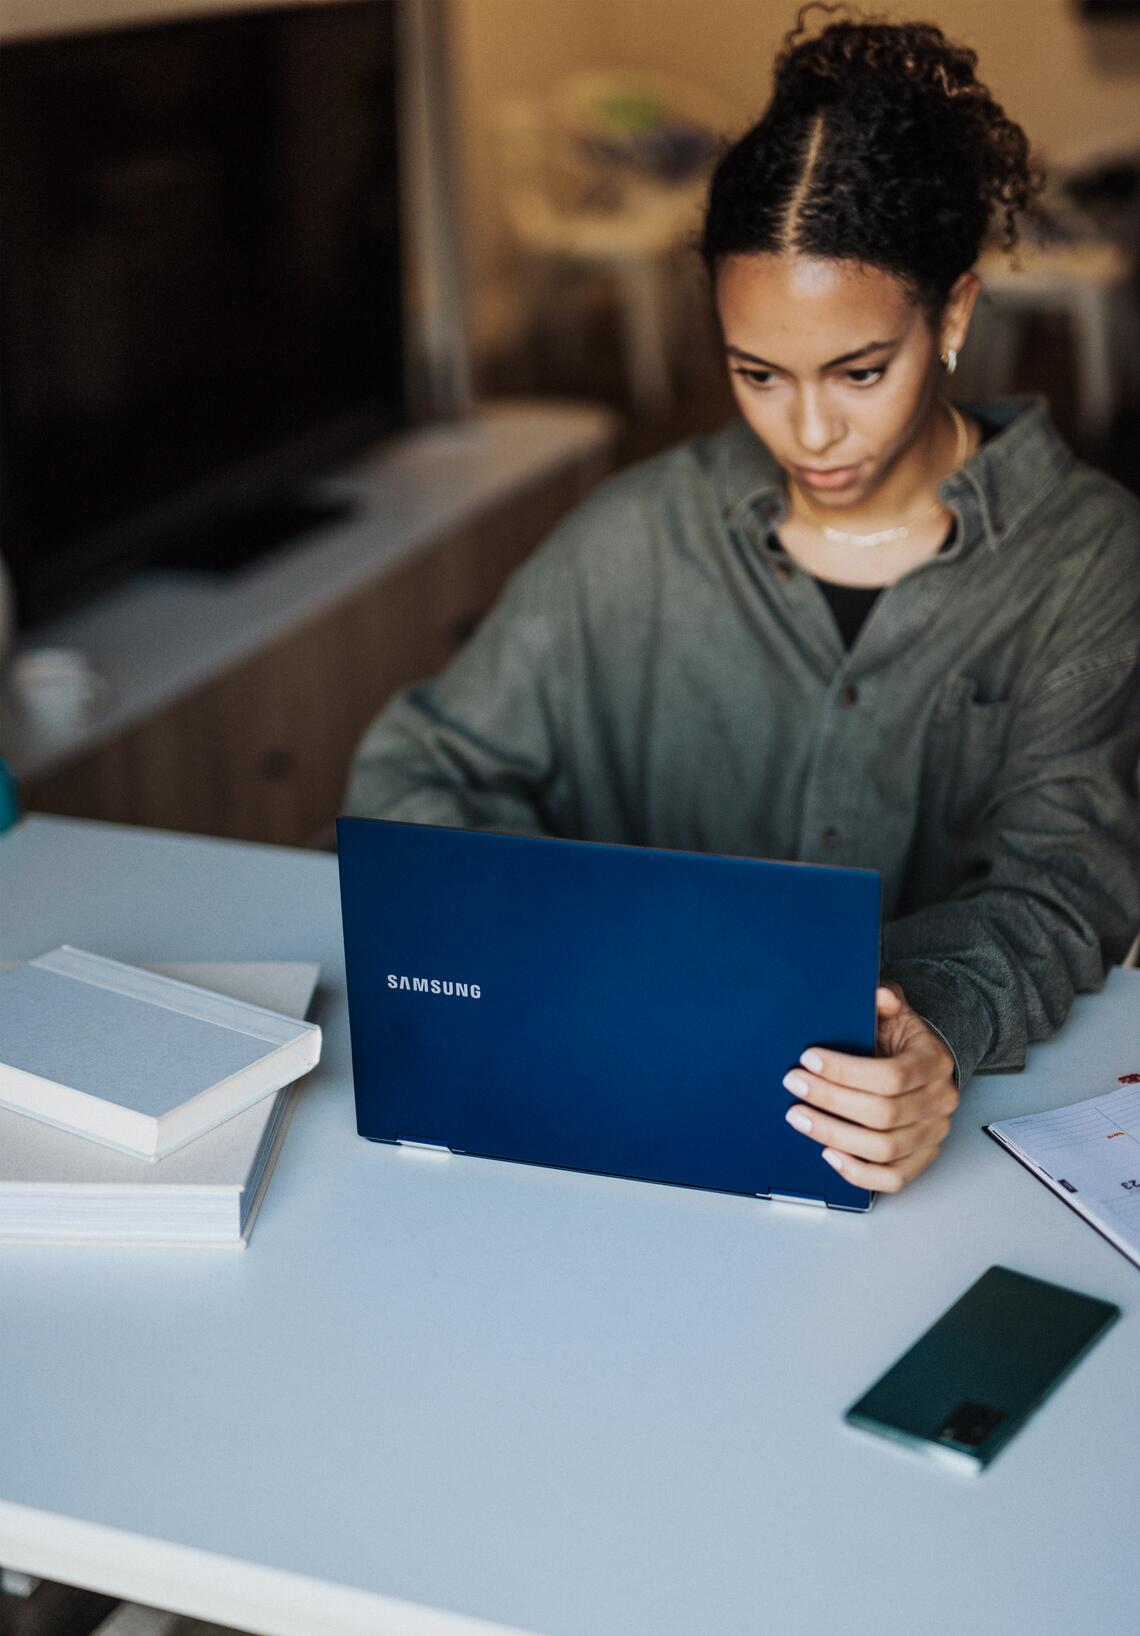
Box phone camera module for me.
[936,1401,1006,1449]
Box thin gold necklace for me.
[794,402,968,549]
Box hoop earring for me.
[941,348,958,375]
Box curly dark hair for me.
[699,4,1044,318]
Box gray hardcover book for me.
[0,962,321,1246]
[0,948,322,1159]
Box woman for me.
[345,11,1140,1193]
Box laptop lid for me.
[337,818,881,1210]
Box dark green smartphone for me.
[844,1265,1120,1473]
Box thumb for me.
[876,984,905,1014]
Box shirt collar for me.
[715,394,1073,552]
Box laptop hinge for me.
[396,1137,451,1153]
[769,1191,826,1208]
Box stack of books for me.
[0,949,322,1247]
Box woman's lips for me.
[793,463,863,492]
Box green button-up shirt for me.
[345,396,1140,1085]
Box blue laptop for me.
[337,818,881,1211]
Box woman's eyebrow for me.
[725,339,900,371]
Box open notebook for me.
[987,1078,1140,1272]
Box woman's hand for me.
[782,983,959,1193]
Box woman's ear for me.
[940,271,982,358]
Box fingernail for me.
[785,1109,812,1134]
[821,1149,844,1171]
[800,1050,823,1073]
[782,1071,809,1096]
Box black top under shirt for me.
[765,524,954,648]
[816,580,883,649]
[814,524,956,648]
[780,418,995,649]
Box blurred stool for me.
[491,71,736,413]
[970,238,1134,449]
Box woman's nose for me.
[793,391,842,456]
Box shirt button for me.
[820,826,839,846]
[840,683,859,706]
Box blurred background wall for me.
[7,0,1140,443]
[454,0,1140,366]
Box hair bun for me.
[775,13,982,109]
[699,6,1043,313]
[769,6,1040,253]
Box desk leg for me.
[0,1573,117,1636]
[1071,283,1115,449]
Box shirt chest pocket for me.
[925,674,1013,836]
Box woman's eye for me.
[732,368,775,388]
[845,366,886,386]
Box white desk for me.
[1,815,1137,1636]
